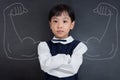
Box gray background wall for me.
[0,0,120,80]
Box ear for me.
[70,21,75,30]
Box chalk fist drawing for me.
[84,2,118,60]
[4,3,28,16]
[3,3,39,60]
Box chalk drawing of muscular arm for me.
[3,3,39,60]
[84,2,118,60]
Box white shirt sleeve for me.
[38,42,71,73]
[46,42,88,78]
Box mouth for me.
[57,30,64,33]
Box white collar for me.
[51,36,74,44]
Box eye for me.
[63,20,67,23]
[53,20,58,23]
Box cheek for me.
[50,26,57,32]
[50,24,55,30]
[64,27,71,33]
[65,24,72,30]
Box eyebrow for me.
[51,17,57,20]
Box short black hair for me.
[48,4,75,22]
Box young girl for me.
[38,4,88,80]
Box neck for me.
[54,36,69,39]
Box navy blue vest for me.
[44,40,80,80]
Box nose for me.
[57,22,62,29]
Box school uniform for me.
[38,36,87,80]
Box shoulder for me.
[78,41,87,48]
[74,41,88,53]
[38,41,48,48]
[73,40,81,43]
[73,39,87,46]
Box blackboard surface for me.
[0,0,120,80]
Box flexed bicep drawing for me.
[3,3,39,60]
[84,2,118,60]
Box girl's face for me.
[49,12,75,39]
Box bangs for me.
[53,11,68,17]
